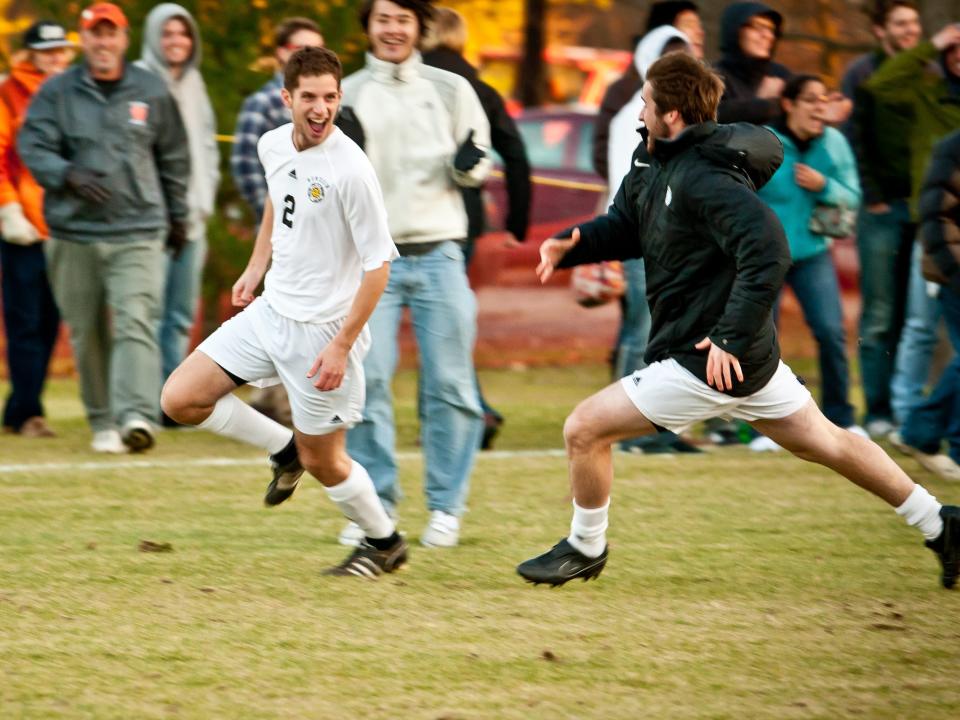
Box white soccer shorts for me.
[197,297,370,435]
[620,358,812,434]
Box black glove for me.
[64,166,111,204]
[166,220,188,259]
[453,129,485,173]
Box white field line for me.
[0,448,568,475]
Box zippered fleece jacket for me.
[340,51,491,246]
[18,63,189,243]
[559,122,791,396]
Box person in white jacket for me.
[608,25,694,454]
[138,3,220,405]
[340,0,492,549]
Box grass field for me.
[1,367,959,719]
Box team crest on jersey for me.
[306,176,329,204]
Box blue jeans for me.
[614,259,651,379]
[776,251,854,427]
[159,235,206,381]
[348,242,483,516]
[0,240,59,430]
[901,286,960,463]
[891,241,942,424]
[856,200,914,424]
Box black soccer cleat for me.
[926,505,960,589]
[322,536,408,578]
[263,442,304,507]
[517,538,608,587]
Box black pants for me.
[1,240,60,430]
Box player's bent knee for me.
[563,409,601,453]
[159,381,186,421]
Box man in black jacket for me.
[516,53,959,591]
[715,1,792,125]
[422,7,530,253]
[421,6,532,449]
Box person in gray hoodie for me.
[138,3,220,410]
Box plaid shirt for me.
[230,73,290,220]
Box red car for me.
[474,109,607,288]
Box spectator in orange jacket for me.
[0,21,74,437]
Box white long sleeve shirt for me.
[341,51,491,246]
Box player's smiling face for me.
[283,73,342,150]
[367,0,419,64]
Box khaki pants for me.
[46,233,167,431]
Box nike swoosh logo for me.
[559,556,605,578]
[634,160,650,168]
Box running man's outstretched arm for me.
[537,144,652,281]
[232,196,274,307]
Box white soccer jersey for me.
[257,124,398,323]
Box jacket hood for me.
[700,122,784,190]
[140,3,201,76]
[634,25,690,79]
[719,2,782,56]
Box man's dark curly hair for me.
[359,0,435,35]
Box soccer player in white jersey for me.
[161,47,406,578]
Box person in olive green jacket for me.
[865,23,960,217]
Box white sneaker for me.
[121,418,155,453]
[748,435,782,453]
[420,510,460,548]
[865,419,896,439]
[888,432,960,481]
[915,453,960,482]
[846,425,870,439]
[91,429,126,454]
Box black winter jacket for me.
[920,130,960,292]
[422,48,531,242]
[558,122,791,396]
[714,2,792,125]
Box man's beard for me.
[641,119,666,152]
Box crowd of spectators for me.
[2,0,960,481]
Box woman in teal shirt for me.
[759,74,864,435]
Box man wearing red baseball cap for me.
[18,2,190,454]
[80,2,129,31]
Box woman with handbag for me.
[756,74,866,447]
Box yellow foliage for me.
[442,0,612,64]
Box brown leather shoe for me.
[18,416,56,438]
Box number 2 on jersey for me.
[282,194,295,229]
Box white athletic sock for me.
[567,499,609,558]
[324,461,395,540]
[895,484,944,541]
[197,394,292,454]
